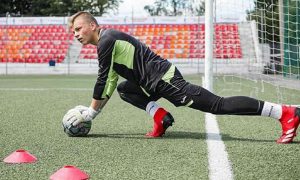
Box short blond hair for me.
[68,11,98,28]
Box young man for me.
[67,11,300,144]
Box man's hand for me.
[74,105,89,113]
[72,106,100,126]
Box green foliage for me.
[0,0,33,16]
[144,0,169,16]
[0,0,123,16]
[247,0,299,44]
[144,0,205,16]
[284,0,300,45]
[247,0,280,43]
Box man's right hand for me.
[72,106,100,126]
[74,105,89,113]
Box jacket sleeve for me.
[93,35,119,100]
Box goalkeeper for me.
[68,11,299,144]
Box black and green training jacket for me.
[93,28,172,100]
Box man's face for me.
[72,16,96,45]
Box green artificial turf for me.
[0,75,299,179]
[214,76,300,180]
[0,75,207,180]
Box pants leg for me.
[117,81,160,110]
[189,87,264,115]
[156,67,264,115]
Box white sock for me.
[146,101,160,118]
[261,102,282,120]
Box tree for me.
[0,0,32,16]
[144,0,168,16]
[144,0,185,16]
[186,0,205,16]
[247,0,280,43]
[82,0,123,16]
[247,0,299,44]
[144,0,205,16]
[168,0,185,16]
[0,0,123,16]
[248,0,300,74]
[194,0,205,16]
[143,0,183,16]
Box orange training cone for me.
[3,149,37,164]
[50,165,89,180]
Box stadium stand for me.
[0,24,241,63]
[0,25,72,63]
[80,24,242,60]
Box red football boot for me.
[277,106,300,144]
[146,108,174,138]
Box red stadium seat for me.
[0,23,242,64]
[0,25,72,63]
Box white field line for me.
[205,113,234,180]
[0,88,92,91]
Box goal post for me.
[204,0,214,92]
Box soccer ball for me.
[62,108,92,137]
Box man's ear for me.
[90,22,97,30]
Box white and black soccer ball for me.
[62,108,92,137]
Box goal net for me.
[212,0,300,105]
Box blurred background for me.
[0,0,299,87]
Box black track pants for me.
[117,68,264,115]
